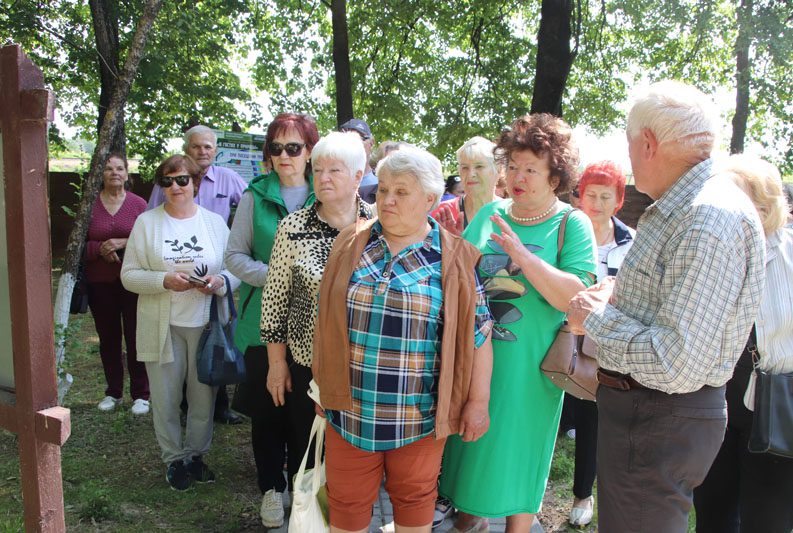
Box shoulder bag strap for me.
[221,274,237,320]
[556,207,576,264]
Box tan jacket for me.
[312,218,483,439]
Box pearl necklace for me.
[507,199,557,223]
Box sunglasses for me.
[269,142,306,157]
[157,174,191,188]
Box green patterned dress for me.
[440,200,596,516]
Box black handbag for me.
[748,368,793,458]
[70,262,89,314]
[196,275,247,386]
[747,328,793,458]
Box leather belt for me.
[597,369,647,391]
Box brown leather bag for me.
[540,209,599,401]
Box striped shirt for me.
[584,159,766,393]
[755,227,793,374]
[327,218,492,451]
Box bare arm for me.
[490,214,585,312]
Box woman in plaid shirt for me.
[313,146,494,532]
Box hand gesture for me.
[434,202,463,236]
[489,214,530,264]
[568,277,615,334]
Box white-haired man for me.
[568,81,766,531]
[148,125,246,224]
[148,125,247,425]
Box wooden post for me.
[0,44,71,532]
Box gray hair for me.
[376,146,445,210]
[311,131,367,177]
[456,136,497,171]
[626,81,719,154]
[183,125,217,152]
[370,140,409,169]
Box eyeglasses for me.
[269,142,306,157]
[157,175,191,188]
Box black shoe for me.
[186,456,216,483]
[166,460,193,491]
[214,409,243,425]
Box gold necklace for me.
[507,198,557,223]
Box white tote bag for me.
[288,415,329,533]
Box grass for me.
[0,311,697,532]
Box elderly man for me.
[148,124,247,425]
[568,81,766,532]
[148,125,246,224]
[339,118,377,203]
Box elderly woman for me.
[259,132,374,528]
[567,160,634,526]
[694,155,793,533]
[121,154,239,491]
[225,112,319,527]
[440,114,597,532]
[312,147,494,533]
[432,136,501,236]
[85,153,149,414]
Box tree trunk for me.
[53,0,164,402]
[331,0,354,126]
[89,0,126,155]
[531,0,576,117]
[730,0,753,154]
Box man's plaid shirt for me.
[585,159,766,393]
[327,219,492,451]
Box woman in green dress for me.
[440,113,596,532]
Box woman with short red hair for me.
[567,160,634,527]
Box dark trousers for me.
[248,346,316,494]
[694,352,793,533]
[596,383,727,533]
[572,396,598,499]
[87,279,149,400]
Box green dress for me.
[440,200,596,516]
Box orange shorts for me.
[325,425,446,530]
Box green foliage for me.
[3,0,790,171]
[1,0,261,175]
[76,483,117,523]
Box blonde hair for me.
[721,154,789,235]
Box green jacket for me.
[233,171,315,352]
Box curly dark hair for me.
[495,113,579,194]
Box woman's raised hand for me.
[489,214,529,263]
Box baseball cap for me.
[339,118,372,139]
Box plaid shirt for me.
[327,218,492,451]
[585,159,766,393]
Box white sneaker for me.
[97,396,121,412]
[260,489,284,528]
[131,399,150,415]
[569,495,594,526]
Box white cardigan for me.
[121,205,240,364]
